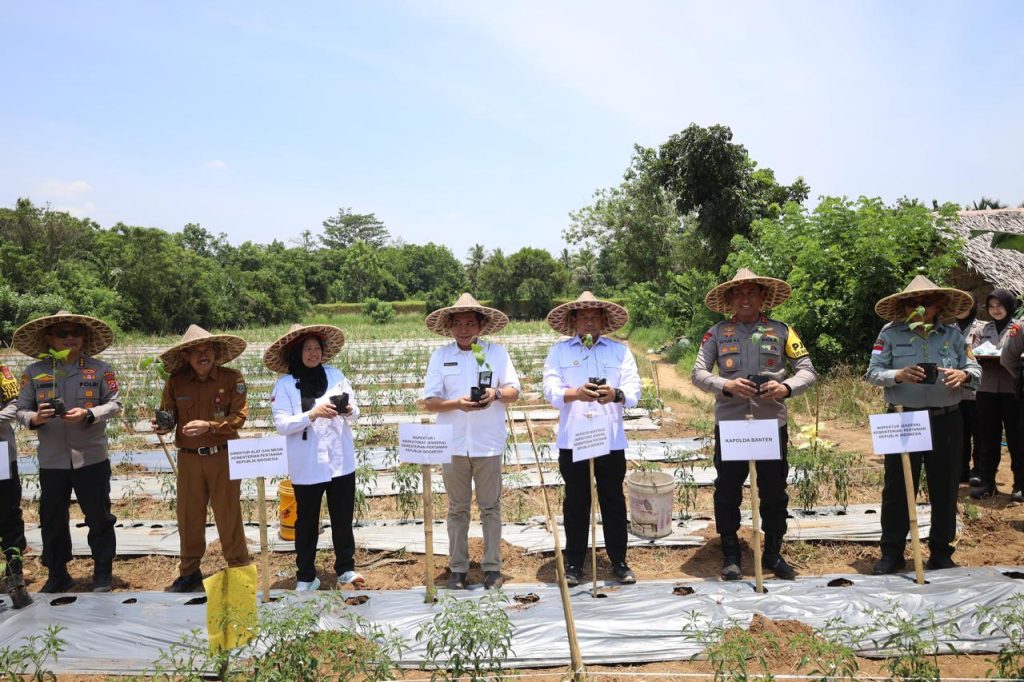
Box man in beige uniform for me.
[14,311,122,592]
[692,270,816,581]
[154,325,250,592]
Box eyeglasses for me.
[50,327,85,339]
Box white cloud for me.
[56,201,97,218]
[205,160,228,170]
[34,179,93,199]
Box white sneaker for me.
[295,577,320,592]
[338,570,365,586]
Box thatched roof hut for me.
[946,208,1024,300]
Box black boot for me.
[6,570,32,609]
[762,534,797,580]
[720,534,741,581]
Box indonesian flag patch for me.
[871,338,885,355]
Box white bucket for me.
[626,471,676,539]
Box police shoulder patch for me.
[701,331,713,345]
[236,381,246,394]
[784,327,809,359]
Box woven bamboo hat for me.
[425,293,509,337]
[546,291,629,336]
[263,323,345,374]
[874,275,973,322]
[159,325,247,374]
[704,268,792,314]
[13,311,115,358]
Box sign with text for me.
[399,424,453,464]
[570,410,611,462]
[228,436,288,480]
[869,410,933,455]
[0,455,9,481]
[719,419,781,461]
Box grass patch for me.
[626,324,677,351]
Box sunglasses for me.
[50,327,85,339]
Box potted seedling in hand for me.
[140,356,179,475]
[470,342,493,405]
[746,324,777,395]
[35,348,71,416]
[906,306,939,384]
[581,333,612,403]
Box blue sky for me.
[2,1,1022,259]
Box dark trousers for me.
[880,409,961,559]
[293,472,356,581]
[39,460,116,573]
[713,425,790,537]
[558,449,627,567]
[960,399,978,476]
[0,460,27,576]
[975,392,1024,490]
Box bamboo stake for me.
[589,458,598,596]
[256,477,270,603]
[749,462,764,594]
[156,433,178,477]
[524,413,585,680]
[896,407,926,584]
[423,463,436,604]
[505,406,523,469]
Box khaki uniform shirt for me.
[15,356,122,469]
[160,365,248,448]
[1,365,19,463]
[970,319,1019,394]
[691,315,817,425]
[866,321,980,408]
[998,321,1024,392]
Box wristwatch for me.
[494,388,503,402]
[614,388,625,404]
[85,409,96,424]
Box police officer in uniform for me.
[866,276,980,573]
[692,269,816,581]
[997,306,1024,503]
[14,311,122,592]
[154,325,251,592]
[0,362,32,607]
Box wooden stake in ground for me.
[422,463,436,604]
[748,461,764,594]
[524,413,585,681]
[896,407,926,584]
[504,406,523,469]
[155,433,177,477]
[589,458,598,596]
[256,476,270,603]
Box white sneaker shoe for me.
[338,571,365,586]
[295,577,320,592]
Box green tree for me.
[389,242,467,299]
[464,244,486,291]
[330,241,405,302]
[968,196,1007,210]
[477,248,511,309]
[320,208,390,249]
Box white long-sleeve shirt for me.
[542,335,641,450]
[271,365,359,485]
[422,340,520,457]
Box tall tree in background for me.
[651,124,809,269]
[320,207,390,249]
[969,197,1007,210]
[464,243,486,291]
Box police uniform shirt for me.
[866,321,980,408]
[160,365,248,449]
[15,356,122,469]
[692,315,816,425]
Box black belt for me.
[180,445,224,456]
[887,404,960,417]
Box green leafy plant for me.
[683,611,779,682]
[362,298,397,325]
[792,616,861,682]
[865,600,960,682]
[581,333,594,349]
[0,624,66,681]
[139,355,171,381]
[470,341,490,370]
[416,591,514,682]
[906,305,938,362]
[33,348,70,409]
[393,462,421,520]
[976,593,1024,679]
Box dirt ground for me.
[12,352,1024,680]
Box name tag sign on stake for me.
[869,411,933,455]
[569,409,611,462]
[399,424,453,464]
[228,436,289,480]
[719,419,781,461]
[0,455,10,481]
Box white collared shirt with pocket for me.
[422,340,521,457]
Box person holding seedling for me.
[154,325,250,593]
[866,275,980,573]
[542,291,640,587]
[0,361,32,607]
[693,269,816,581]
[13,311,121,593]
[265,323,363,591]
[967,289,1024,501]
[424,294,520,590]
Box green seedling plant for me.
[416,591,514,682]
[121,477,145,520]
[976,593,1024,680]
[0,624,66,682]
[865,600,960,682]
[792,616,862,682]
[34,348,70,413]
[394,462,421,520]
[683,611,779,682]
[502,471,532,522]
[354,460,377,523]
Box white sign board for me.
[0,455,9,481]
[228,436,289,480]
[869,410,933,455]
[719,419,782,461]
[570,411,611,462]
[399,424,453,464]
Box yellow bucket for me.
[278,478,297,541]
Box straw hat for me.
[704,268,792,314]
[546,291,629,336]
[424,293,509,337]
[874,275,973,322]
[159,325,247,374]
[12,311,115,358]
[263,323,345,374]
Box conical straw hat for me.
[704,269,791,314]
[874,275,973,322]
[546,291,629,336]
[159,325,247,374]
[263,323,345,374]
[12,311,115,358]
[424,293,509,337]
